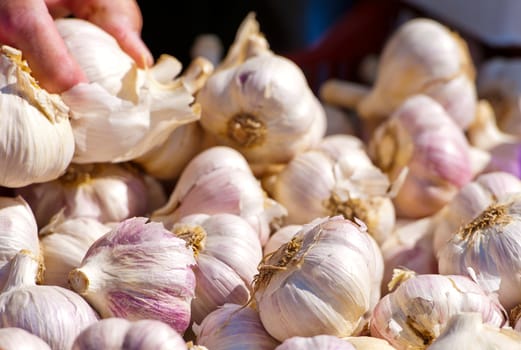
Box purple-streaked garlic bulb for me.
[196,13,326,176]
[370,269,507,350]
[357,18,476,130]
[0,196,40,290]
[172,213,263,324]
[263,224,302,256]
[0,327,52,350]
[39,212,111,288]
[437,190,521,311]
[270,134,396,245]
[72,318,188,350]
[152,146,287,246]
[275,335,356,350]
[368,94,473,218]
[68,217,196,334]
[16,162,151,228]
[253,216,384,341]
[192,303,280,350]
[0,250,99,350]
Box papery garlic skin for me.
[357,18,476,129]
[72,318,188,350]
[0,45,75,188]
[0,196,40,289]
[428,312,521,350]
[437,192,521,310]
[56,18,199,163]
[369,95,473,218]
[173,213,263,324]
[254,216,384,341]
[39,213,111,288]
[68,217,196,334]
[263,224,302,256]
[193,303,280,350]
[0,327,52,350]
[370,271,507,350]
[0,250,99,350]
[274,335,356,350]
[16,162,150,227]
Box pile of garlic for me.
[3,10,521,350]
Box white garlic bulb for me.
[437,191,521,311]
[275,335,356,350]
[254,216,384,341]
[196,14,326,175]
[270,134,396,245]
[0,327,52,349]
[39,212,111,288]
[370,270,507,349]
[0,196,40,290]
[368,94,473,218]
[172,213,263,324]
[16,162,151,227]
[56,18,200,163]
[428,312,521,350]
[68,217,196,335]
[357,18,476,129]
[0,250,99,350]
[72,318,188,350]
[152,146,287,245]
[0,45,75,188]
[192,303,280,350]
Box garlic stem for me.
[2,250,38,293]
[68,269,89,294]
[319,79,370,111]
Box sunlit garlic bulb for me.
[270,134,396,245]
[368,94,473,218]
[68,217,196,334]
[370,269,507,350]
[16,162,151,228]
[254,216,383,341]
[152,146,287,245]
[196,13,326,175]
[193,303,280,350]
[56,18,200,163]
[357,18,476,130]
[172,213,263,324]
[72,318,189,350]
[0,45,74,188]
[0,250,99,350]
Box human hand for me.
[0,0,153,93]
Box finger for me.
[0,0,88,93]
[68,0,154,68]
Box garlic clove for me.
[342,335,396,350]
[0,327,52,349]
[0,45,75,188]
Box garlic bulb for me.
[68,217,196,334]
[0,250,99,350]
[56,18,199,163]
[368,94,473,218]
[16,162,151,227]
[437,191,521,310]
[370,270,507,349]
[196,13,326,175]
[39,212,111,288]
[270,134,396,245]
[72,318,188,350]
[0,45,75,188]
[192,303,280,350]
[275,335,356,349]
[0,327,52,350]
[0,196,40,290]
[152,146,287,245]
[172,213,263,324]
[433,171,521,255]
[427,312,521,350]
[357,18,476,130]
[263,224,302,256]
[342,336,396,350]
[254,216,384,341]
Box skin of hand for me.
[0,0,153,93]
